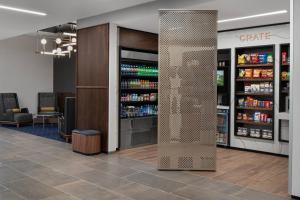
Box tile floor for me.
[0,127,292,200]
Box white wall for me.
[290,0,300,197]
[219,24,290,155]
[0,35,53,114]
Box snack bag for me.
[251,53,259,64]
[253,69,262,78]
[267,69,273,78]
[239,69,245,77]
[245,54,251,64]
[238,54,246,65]
[261,70,268,78]
[282,71,288,80]
[245,69,253,78]
[267,53,273,63]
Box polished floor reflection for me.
[0,127,291,200]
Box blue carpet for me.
[2,124,65,142]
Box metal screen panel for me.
[158,10,217,170]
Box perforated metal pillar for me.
[158,10,218,170]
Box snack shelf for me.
[281,63,290,66]
[236,92,273,96]
[279,43,290,116]
[236,78,273,82]
[236,107,273,111]
[236,63,273,68]
[235,134,273,141]
[121,88,158,92]
[121,57,158,64]
[235,45,275,142]
[121,115,157,119]
[121,75,158,79]
[236,120,272,126]
[121,101,158,105]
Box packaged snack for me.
[265,101,270,108]
[282,52,287,64]
[238,98,245,107]
[253,69,262,78]
[247,97,254,107]
[245,84,251,93]
[260,113,267,122]
[264,82,270,92]
[242,128,248,136]
[243,113,248,120]
[254,112,261,122]
[267,69,273,78]
[253,99,258,107]
[267,53,273,63]
[238,54,246,65]
[261,70,268,78]
[251,53,259,64]
[239,69,246,77]
[260,83,265,92]
[253,84,260,92]
[269,83,273,93]
[259,53,268,64]
[237,113,243,120]
[245,69,253,78]
[281,71,288,80]
[245,54,251,64]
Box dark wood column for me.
[76,24,109,152]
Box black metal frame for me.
[278,43,290,143]
[217,48,231,147]
[234,45,275,141]
[118,46,158,149]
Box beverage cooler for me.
[119,47,158,149]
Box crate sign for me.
[240,32,271,42]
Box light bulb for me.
[56,38,62,44]
[67,45,73,51]
[56,48,62,53]
[74,49,77,53]
[41,38,47,45]
[52,49,57,54]
[71,37,77,43]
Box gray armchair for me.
[0,93,33,127]
[38,93,59,114]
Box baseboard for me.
[292,195,300,199]
[229,146,288,158]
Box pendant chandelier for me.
[36,23,77,58]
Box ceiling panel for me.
[0,0,155,40]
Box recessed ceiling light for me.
[218,10,288,23]
[0,4,47,16]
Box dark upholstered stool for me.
[72,129,101,155]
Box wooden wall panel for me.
[77,25,109,87]
[119,27,158,51]
[76,24,109,152]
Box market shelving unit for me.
[217,49,231,146]
[279,43,290,143]
[234,45,275,141]
[119,47,158,149]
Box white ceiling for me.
[0,0,290,40]
[82,0,289,33]
[0,0,155,40]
